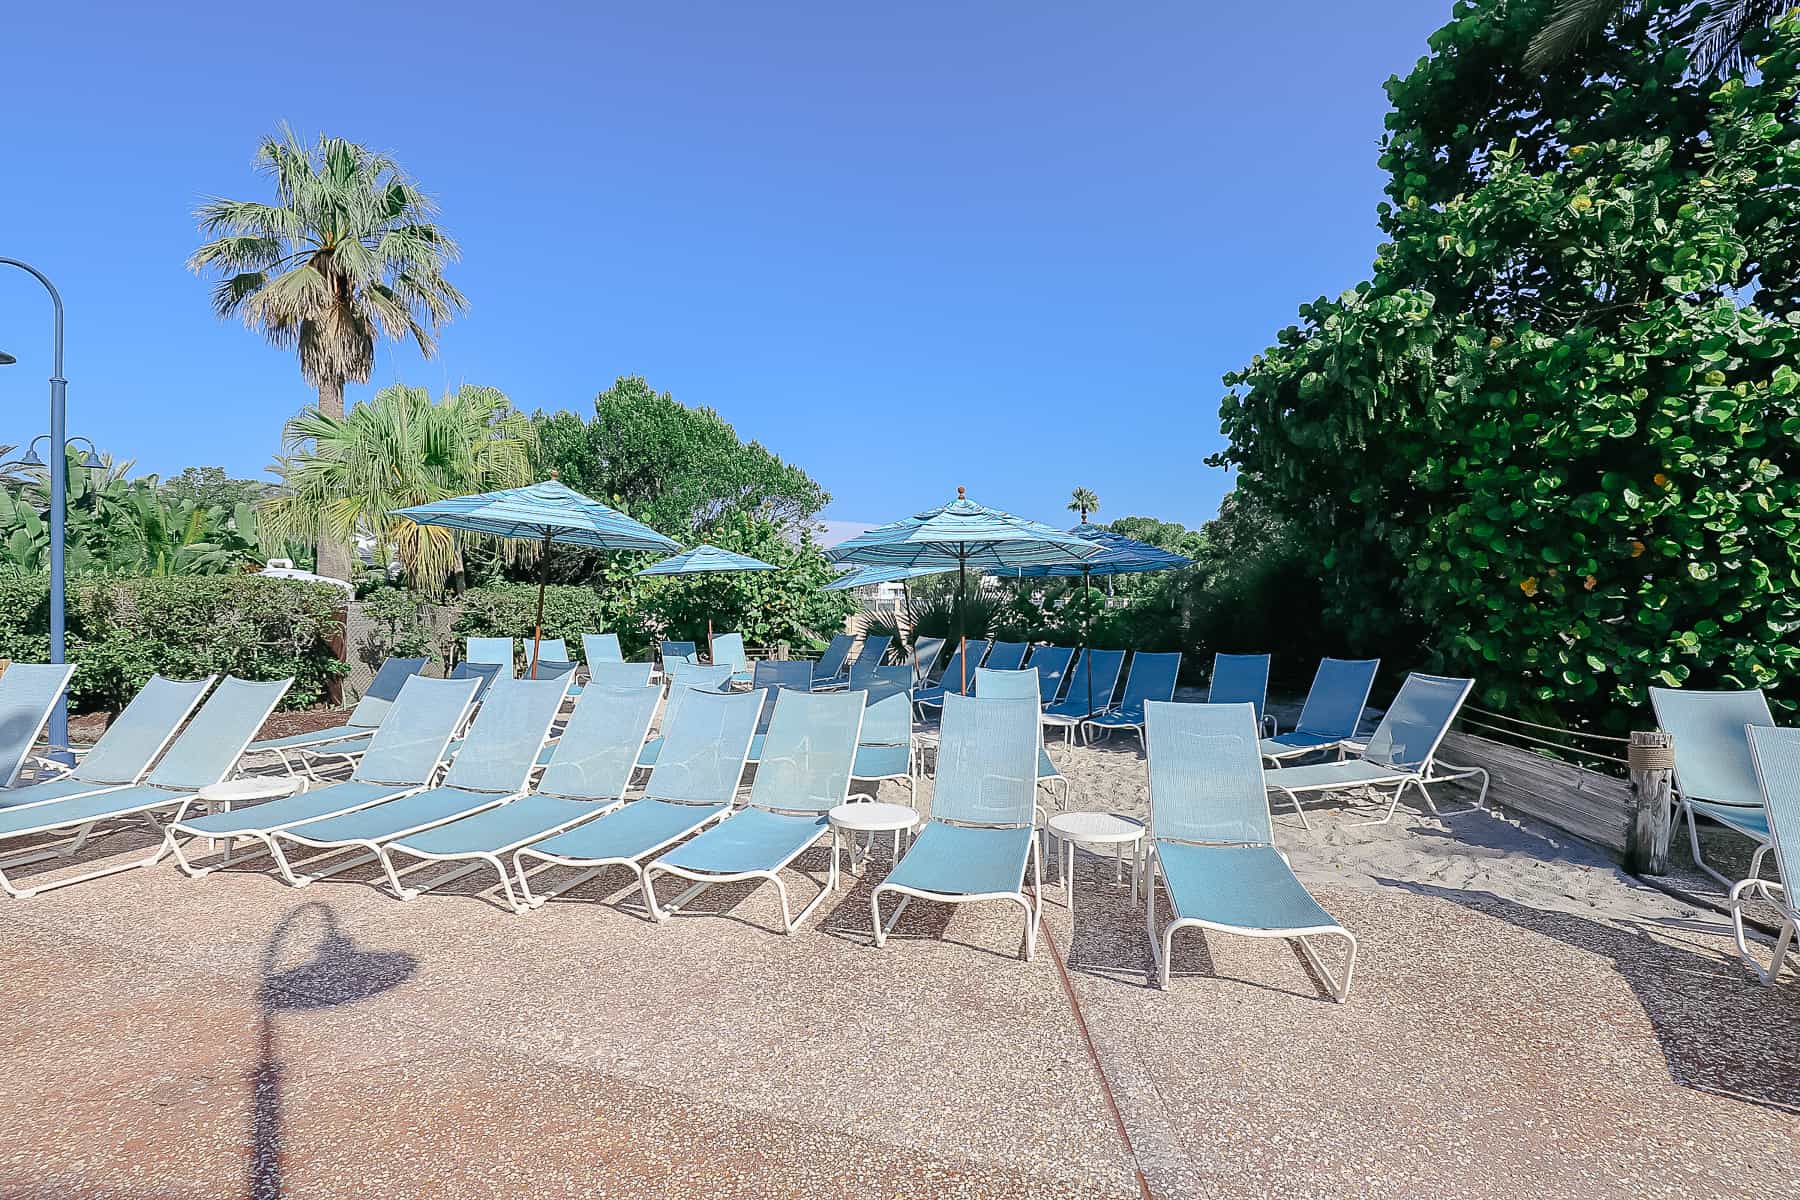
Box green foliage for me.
[0,449,263,576]
[452,584,613,663]
[1217,1,1800,724]
[0,571,347,712]
[638,517,855,651]
[357,585,440,669]
[162,467,270,511]
[533,376,829,540]
[262,383,536,595]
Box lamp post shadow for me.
[250,902,418,1200]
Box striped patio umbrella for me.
[822,564,949,591]
[832,489,1099,691]
[637,543,779,644]
[394,479,678,675]
[994,524,1194,715]
[636,544,778,577]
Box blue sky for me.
[0,1,1449,535]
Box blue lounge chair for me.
[0,674,213,813]
[644,689,865,933]
[467,637,518,679]
[639,665,737,768]
[245,656,429,777]
[167,674,481,882]
[710,631,752,684]
[871,692,1044,959]
[1024,645,1075,705]
[527,638,569,671]
[380,684,664,910]
[908,636,946,688]
[982,641,1029,673]
[660,640,698,667]
[1041,649,1125,743]
[0,677,291,899]
[811,633,858,687]
[750,659,814,734]
[1737,726,1799,985]
[1143,700,1358,1000]
[851,672,917,807]
[582,632,624,665]
[914,639,991,711]
[588,661,655,689]
[1261,657,1381,763]
[976,667,1069,807]
[513,688,761,910]
[0,663,76,787]
[1648,687,1778,889]
[1209,653,1274,736]
[1263,673,1486,828]
[304,660,500,769]
[266,677,570,895]
[833,637,895,692]
[1083,651,1182,748]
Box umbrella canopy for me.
[636,543,779,576]
[833,489,1100,691]
[822,563,950,592]
[994,525,1193,715]
[394,479,678,675]
[832,490,1100,572]
[393,480,678,554]
[994,526,1194,578]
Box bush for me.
[0,570,348,712]
[356,585,441,670]
[453,583,611,664]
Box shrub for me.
[0,570,348,712]
[453,583,611,663]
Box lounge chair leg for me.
[1270,785,1311,830]
[1729,879,1795,985]
[1346,780,1413,826]
[1295,930,1359,1002]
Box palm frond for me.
[1524,0,1624,73]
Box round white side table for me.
[829,801,919,876]
[195,776,301,866]
[1046,811,1145,921]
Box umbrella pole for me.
[958,555,968,695]
[532,535,550,679]
[1085,565,1093,718]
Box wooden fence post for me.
[1626,730,1675,875]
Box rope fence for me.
[1454,704,1632,771]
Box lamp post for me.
[0,257,72,759]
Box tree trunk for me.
[314,376,354,583]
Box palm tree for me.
[188,127,467,581]
[1525,0,1780,77]
[1068,487,1100,524]
[260,384,535,595]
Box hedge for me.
[0,570,348,712]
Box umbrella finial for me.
[548,468,560,480]
[957,485,965,499]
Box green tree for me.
[1067,487,1100,524]
[1526,0,1781,77]
[640,515,855,650]
[261,384,535,595]
[534,376,829,539]
[188,127,466,582]
[163,466,269,511]
[1217,1,1800,724]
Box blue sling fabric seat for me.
[1144,700,1357,1000]
[0,674,213,813]
[1260,657,1381,762]
[512,688,762,911]
[871,692,1044,960]
[265,677,569,896]
[0,677,290,900]
[643,689,864,934]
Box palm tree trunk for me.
[314,376,353,583]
